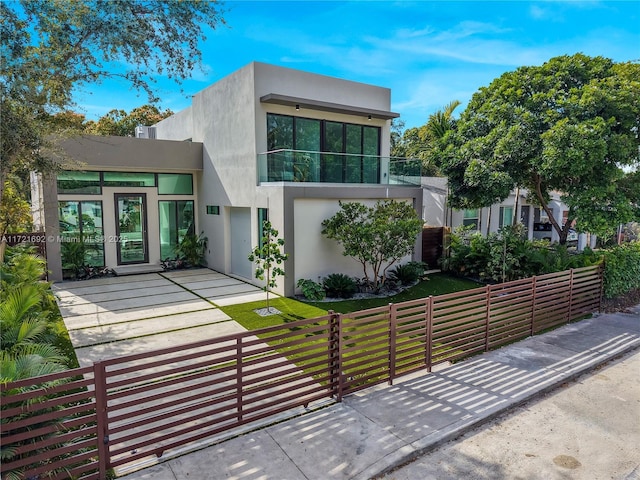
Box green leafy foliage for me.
[388,261,428,285]
[84,105,174,136]
[602,243,640,299]
[248,221,288,310]
[442,225,603,283]
[1,0,226,227]
[438,54,640,243]
[296,279,326,301]
[175,232,208,267]
[321,200,423,290]
[323,273,357,299]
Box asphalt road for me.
[379,349,640,480]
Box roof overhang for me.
[260,93,399,120]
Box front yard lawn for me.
[221,273,480,328]
[303,272,481,314]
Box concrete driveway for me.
[53,268,267,368]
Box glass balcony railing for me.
[257,149,422,185]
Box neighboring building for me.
[422,177,596,249]
[41,62,423,296]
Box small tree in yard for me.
[322,200,423,291]
[248,221,288,314]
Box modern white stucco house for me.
[42,62,424,296]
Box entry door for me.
[230,207,252,279]
[115,194,149,265]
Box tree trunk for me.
[532,175,566,244]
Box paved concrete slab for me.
[61,299,215,330]
[53,278,171,297]
[120,308,640,480]
[59,291,199,317]
[211,291,270,306]
[56,284,186,307]
[69,309,232,347]
[74,321,248,367]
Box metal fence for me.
[0,265,602,479]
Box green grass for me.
[219,296,329,331]
[304,273,481,313]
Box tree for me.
[391,101,461,176]
[321,200,423,290]
[440,54,640,243]
[84,104,174,136]
[0,0,226,200]
[248,221,288,314]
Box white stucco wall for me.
[293,197,417,293]
[153,107,194,141]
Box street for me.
[380,349,640,480]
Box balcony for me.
[257,150,422,185]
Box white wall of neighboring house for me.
[421,177,592,247]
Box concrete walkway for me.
[53,269,267,368]
[120,305,640,480]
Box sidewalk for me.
[121,305,640,480]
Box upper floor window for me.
[57,171,101,194]
[266,113,380,183]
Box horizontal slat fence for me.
[1,266,602,479]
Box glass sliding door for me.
[159,200,194,260]
[115,194,148,264]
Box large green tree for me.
[440,54,640,243]
[84,104,174,136]
[0,0,225,200]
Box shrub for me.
[389,261,427,285]
[602,243,640,298]
[323,273,357,299]
[442,224,605,283]
[297,279,326,301]
[175,232,208,267]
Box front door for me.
[115,194,149,264]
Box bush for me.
[602,243,640,298]
[389,261,427,285]
[442,224,604,283]
[323,273,357,299]
[297,279,326,301]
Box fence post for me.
[485,285,491,352]
[567,269,574,322]
[531,276,537,336]
[598,264,604,312]
[426,296,433,372]
[389,303,396,385]
[328,311,343,402]
[236,337,243,423]
[93,361,110,478]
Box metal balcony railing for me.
[257,149,422,185]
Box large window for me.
[159,200,194,259]
[104,172,155,187]
[57,171,101,194]
[158,173,193,195]
[266,114,380,183]
[58,201,105,271]
[499,206,514,229]
[56,171,194,194]
[463,209,480,229]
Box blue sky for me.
[76,0,640,129]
